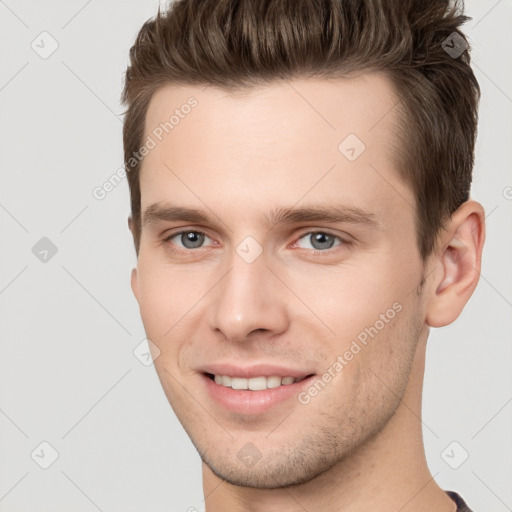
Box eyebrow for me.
[265,205,379,227]
[142,203,379,229]
[142,204,210,227]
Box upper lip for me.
[200,363,315,379]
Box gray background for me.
[0,1,511,511]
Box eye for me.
[165,230,213,250]
[294,231,343,251]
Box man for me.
[121,0,484,510]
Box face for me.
[131,74,429,488]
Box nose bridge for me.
[207,244,288,340]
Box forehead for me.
[143,73,401,153]
[139,73,412,224]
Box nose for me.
[206,248,289,343]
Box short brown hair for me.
[121,0,480,260]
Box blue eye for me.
[166,231,212,249]
[163,229,346,255]
[295,232,342,251]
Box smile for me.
[207,373,309,390]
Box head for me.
[121,0,484,489]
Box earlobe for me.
[426,200,485,328]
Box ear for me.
[425,200,486,327]
[131,267,139,303]
[127,216,139,302]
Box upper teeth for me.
[213,375,299,390]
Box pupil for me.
[311,232,334,250]
[182,231,204,249]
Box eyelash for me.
[162,229,350,256]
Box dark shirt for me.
[199,489,474,511]
[446,490,474,511]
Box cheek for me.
[290,262,409,340]
[135,261,221,375]
[136,259,206,331]
[322,295,421,426]
[289,259,420,396]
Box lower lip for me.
[201,373,316,415]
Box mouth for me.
[204,372,314,390]
[201,371,317,415]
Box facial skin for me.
[129,74,485,511]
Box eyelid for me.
[164,228,215,247]
[163,227,351,252]
[290,229,348,249]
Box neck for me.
[202,333,456,512]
